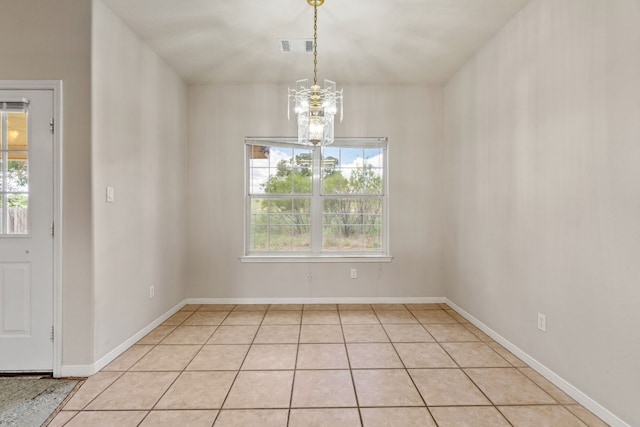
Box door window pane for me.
[7,112,28,151]
[7,194,28,234]
[6,158,28,192]
[1,111,29,235]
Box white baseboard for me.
[59,301,186,378]
[58,364,96,378]
[59,297,440,377]
[445,299,630,427]
[185,296,446,305]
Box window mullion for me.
[1,112,7,234]
[245,144,252,253]
[311,146,322,253]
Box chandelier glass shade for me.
[288,0,343,146]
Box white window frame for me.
[242,137,392,263]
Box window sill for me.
[240,255,393,263]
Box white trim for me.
[445,299,631,427]
[91,301,185,372]
[58,364,96,378]
[245,137,389,147]
[0,80,63,377]
[53,82,63,379]
[59,300,186,377]
[59,363,105,378]
[244,137,390,258]
[186,296,446,305]
[240,255,393,263]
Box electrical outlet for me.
[350,268,357,279]
[537,313,546,332]
[149,286,155,299]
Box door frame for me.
[0,80,62,376]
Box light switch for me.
[106,186,114,203]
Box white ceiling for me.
[101,0,531,85]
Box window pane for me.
[266,225,311,252]
[322,223,381,252]
[7,112,28,151]
[363,148,384,194]
[364,224,382,250]
[269,225,292,250]
[7,193,28,234]
[322,198,382,252]
[322,170,348,194]
[249,197,311,252]
[6,158,28,192]
[2,111,30,235]
[251,224,268,251]
[249,145,312,195]
[321,147,383,195]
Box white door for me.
[0,90,54,372]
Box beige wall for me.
[443,0,640,424]
[91,0,188,360]
[0,0,94,366]
[187,84,444,300]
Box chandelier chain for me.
[313,4,318,86]
[288,0,342,146]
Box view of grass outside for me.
[250,198,311,251]
[248,142,385,254]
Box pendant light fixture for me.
[288,0,343,146]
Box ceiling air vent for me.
[278,38,314,53]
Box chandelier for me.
[288,0,343,146]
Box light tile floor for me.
[48,303,609,426]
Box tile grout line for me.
[422,306,507,421]
[145,306,227,425]
[285,307,303,427]
[432,317,512,426]
[407,304,522,427]
[60,309,198,426]
[431,305,531,426]
[136,307,213,426]
[210,306,265,425]
[337,306,364,427]
[379,304,438,426]
[42,378,85,426]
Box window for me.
[1,102,29,235]
[245,137,388,258]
